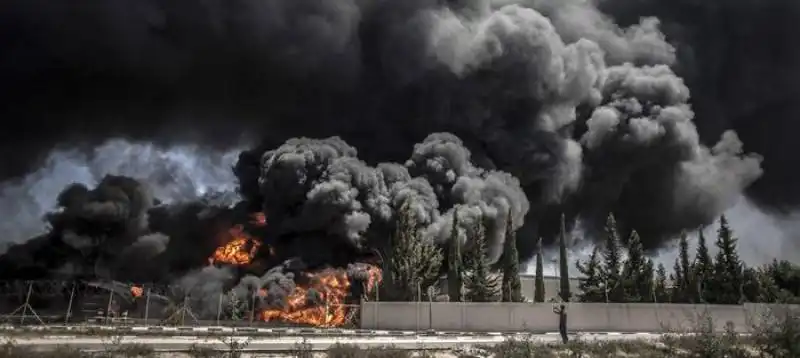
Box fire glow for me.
[208,213,267,266]
[204,212,383,327]
[258,265,382,327]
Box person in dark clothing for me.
[553,303,568,343]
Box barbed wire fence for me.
[0,280,366,328]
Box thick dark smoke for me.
[0,0,782,268]
[595,0,800,209]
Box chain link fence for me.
[0,280,364,328]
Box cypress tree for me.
[601,213,623,302]
[389,203,444,301]
[641,259,655,303]
[501,210,523,302]
[654,263,669,302]
[534,238,545,302]
[447,208,463,302]
[622,230,646,302]
[672,258,683,301]
[693,227,713,303]
[711,215,743,304]
[677,231,694,302]
[576,246,604,302]
[464,220,500,302]
[558,213,571,302]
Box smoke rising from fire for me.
[0,0,792,270]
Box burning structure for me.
[0,134,525,327]
[0,0,781,327]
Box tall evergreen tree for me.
[464,220,500,302]
[672,258,683,301]
[534,238,545,303]
[447,208,463,302]
[576,246,604,302]
[601,213,624,302]
[622,230,647,302]
[501,210,523,302]
[676,231,694,302]
[641,259,655,302]
[711,215,743,304]
[558,213,571,302]
[654,263,670,302]
[388,203,444,301]
[693,228,713,303]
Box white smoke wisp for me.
[0,139,245,249]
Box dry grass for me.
[0,306,797,357]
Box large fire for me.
[207,212,266,266]
[257,265,382,327]
[206,211,383,327]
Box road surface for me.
[5,332,662,352]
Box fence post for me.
[20,282,32,325]
[374,281,379,330]
[249,291,256,326]
[181,294,188,326]
[105,290,114,324]
[65,282,76,325]
[144,288,151,326]
[416,281,422,332]
[428,286,433,331]
[217,292,223,326]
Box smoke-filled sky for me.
[0,0,798,265]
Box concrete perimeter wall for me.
[360,302,798,333]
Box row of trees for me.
[384,203,526,302]
[576,214,800,304]
[382,201,800,304]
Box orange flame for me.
[208,225,262,266]
[363,265,383,294]
[130,286,143,298]
[259,265,382,327]
[250,212,267,227]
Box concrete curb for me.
[0,325,658,338]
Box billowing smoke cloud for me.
[595,0,800,213]
[251,133,528,264]
[0,139,242,250]
[0,0,790,264]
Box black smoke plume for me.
[596,0,800,212]
[0,0,776,269]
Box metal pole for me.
[428,286,433,330]
[21,283,32,325]
[181,294,188,326]
[105,289,114,325]
[216,292,223,326]
[416,281,421,332]
[374,280,380,329]
[65,283,76,325]
[144,288,151,326]
[249,291,256,325]
[653,283,661,331]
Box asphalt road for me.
[8,333,662,352]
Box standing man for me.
[553,301,568,343]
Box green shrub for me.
[751,305,800,358]
[325,344,411,358]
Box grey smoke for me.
[178,265,236,317]
[0,139,242,249]
[0,0,784,266]
[257,133,529,264]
